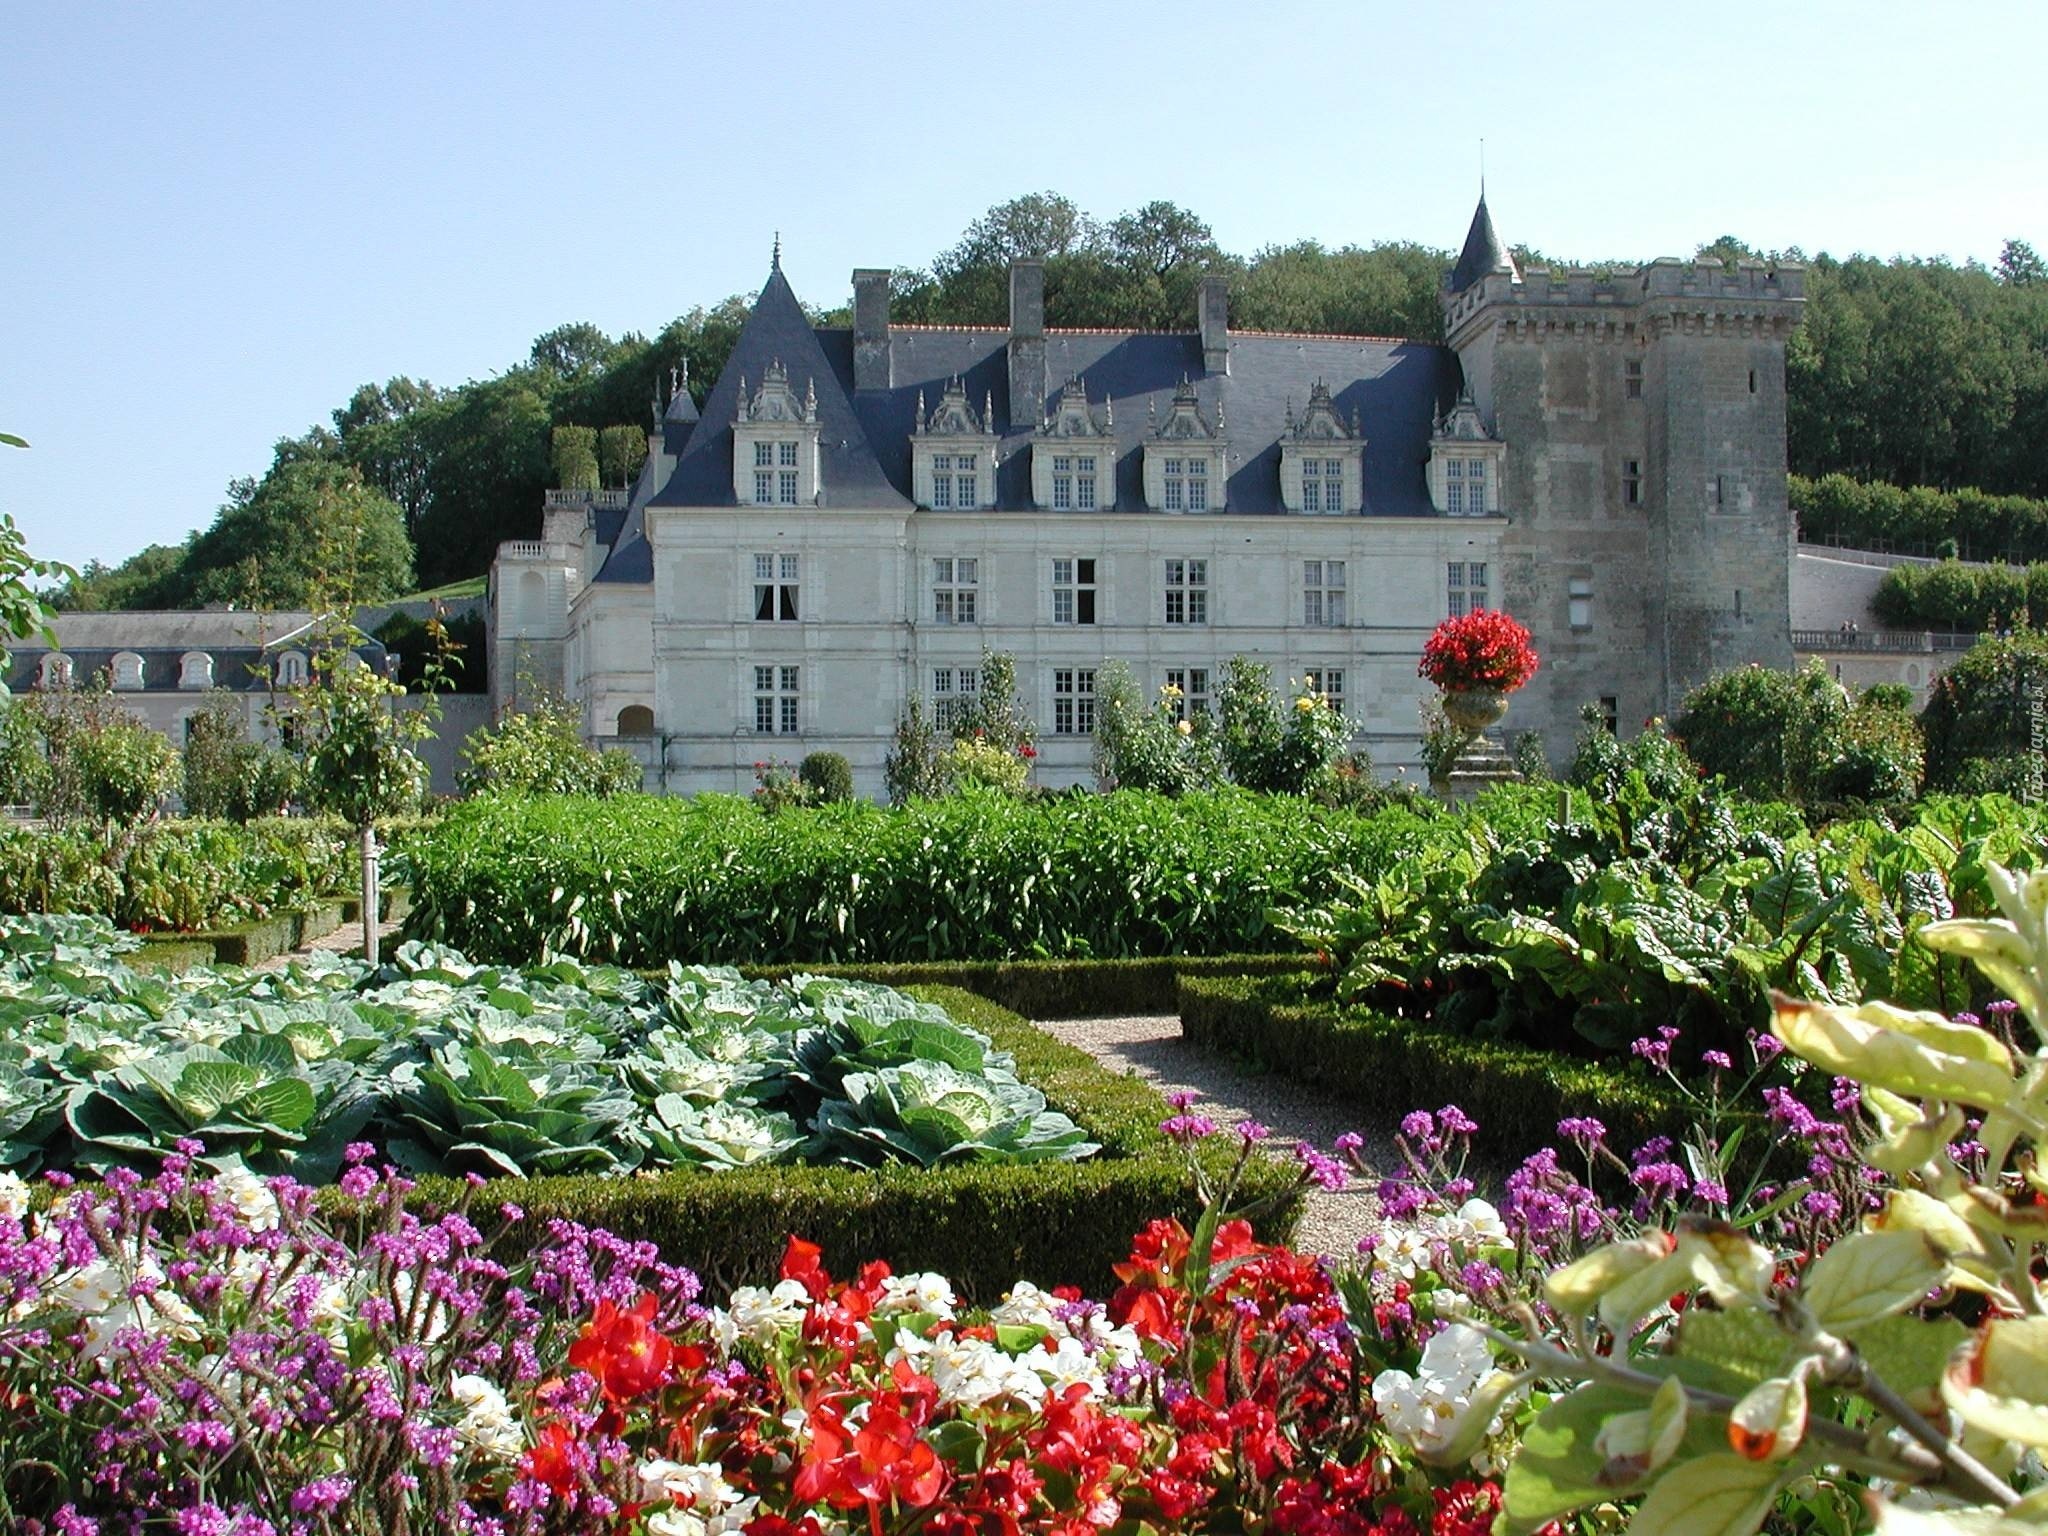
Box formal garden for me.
[0,567,2045,1535]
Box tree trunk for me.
[359,822,380,968]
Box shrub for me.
[883,695,951,804]
[750,758,818,813]
[942,735,1029,794]
[1092,660,1218,795]
[1793,469,2048,562]
[1,685,181,827]
[550,422,599,490]
[181,690,298,821]
[1919,628,2048,793]
[1216,656,1352,793]
[1565,705,1696,804]
[461,696,633,797]
[798,749,854,803]
[1671,660,1862,802]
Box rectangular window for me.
[955,464,977,509]
[1302,457,1342,513]
[1714,474,1728,508]
[1052,456,1073,511]
[1624,460,1642,507]
[1444,459,1464,516]
[1448,561,1488,618]
[755,442,774,468]
[931,456,953,510]
[932,666,981,729]
[779,441,797,468]
[753,665,800,735]
[1163,458,1184,512]
[1053,667,1097,736]
[1164,558,1208,625]
[1569,577,1593,631]
[1075,456,1097,511]
[1467,459,1486,513]
[754,553,799,622]
[1052,557,1096,625]
[1599,695,1619,735]
[779,470,799,505]
[932,557,978,624]
[1187,458,1208,511]
[1164,666,1211,719]
[754,470,774,504]
[1303,559,1347,627]
[1301,667,1344,709]
[1625,359,1643,400]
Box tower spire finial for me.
[1479,138,1486,196]
[772,231,782,273]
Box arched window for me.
[275,650,308,688]
[37,653,72,690]
[179,651,213,690]
[616,705,654,737]
[111,652,145,690]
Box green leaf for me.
[927,1419,985,1471]
[235,1078,317,1132]
[174,1059,263,1120]
[1675,1308,1793,1395]
[1628,1454,1782,1536]
[1846,1314,1967,1409]
[1503,1385,1643,1532]
[1801,1230,1950,1331]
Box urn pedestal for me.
[1430,689,1523,802]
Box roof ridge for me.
[1231,329,1429,345]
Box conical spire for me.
[1449,194,1518,294]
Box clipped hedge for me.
[740,954,1312,1020]
[355,986,1303,1300]
[1794,472,2048,564]
[1178,972,1708,1162]
[403,789,1445,965]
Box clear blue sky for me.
[3,0,2040,577]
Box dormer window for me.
[275,650,308,688]
[733,360,820,507]
[1143,378,1226,514]
[1429,386,1506,518]
[1278,381,1361,515]
[37,653,72,690]
[111,651,145,690]
[179,651,213,690]
[912,378,996,511]
[1033,377,1116,513]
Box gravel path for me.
[1030,1013,1405,1262]
[252,914,405,972]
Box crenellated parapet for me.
[1446,257,1804,347]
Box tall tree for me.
[183,460,415,609]
[1999,238,2045,287]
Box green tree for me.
[181,691,297,821]
[597,424,647,488]
[528,322,620,376]
[179,460,414,610]
[550,425,600,492]
[1998,238,2045,287]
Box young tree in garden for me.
[284,519,442,964]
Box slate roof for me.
[5,612,387,695]
[1449,195,1516,294]
[592,265,1463,585]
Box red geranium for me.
[1417,610,1539,694]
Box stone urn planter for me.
[1440,689,1510,735]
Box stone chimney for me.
[853,268,891,391]
[1008,260,1046,427]
[1198,274,1230,376]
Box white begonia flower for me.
[211,1167,281,1233]
[878,1272,956,1319]
[639,1458,741,1508]
[1019,1335,1106,1396]
[1370,1323,1506,1461]
[990,1281,1059,1331]
[1377,1225,1436,1280]
[451,1373,524,1461]
[716,1279,811,1349]
[49,1258,203,1360]
[0,1170,32,1222]
[1443,1198,1508,1247]
[645,1512,707,1536]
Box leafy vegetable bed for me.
[401,788,1440,964]
[0,917,1097,1181]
